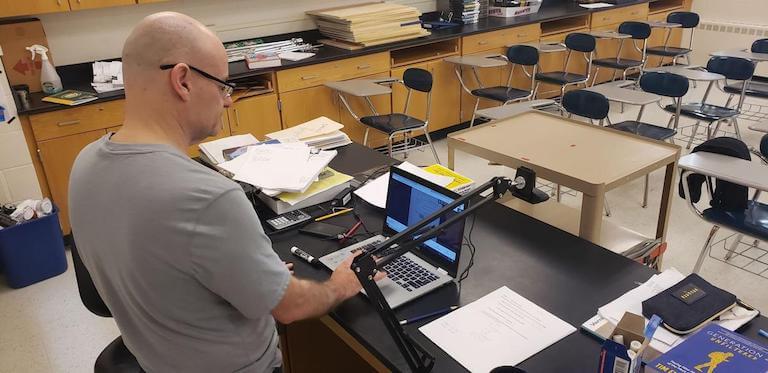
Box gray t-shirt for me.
[69,134,291,373]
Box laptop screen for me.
[384,167,466,277]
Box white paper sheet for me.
[198,134,259,164]
[420,286,576,372]
[353,162,454,208]
[278,51,316,61]
[266,116,343,141]
[579,2,614,9]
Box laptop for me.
[319,166,466,308]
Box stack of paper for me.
[91,61,123,93]
[307,3,430,48]
[199,134,260,165]
[266,116,351,150]
[218,142,336,194]
[257,167,353,214]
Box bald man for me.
[69,12,375,372]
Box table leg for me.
[448,144,455,170]
[655,162,676,242]
[579,187,605,242]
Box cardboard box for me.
[0,19,52,92]
[599,313,661,373]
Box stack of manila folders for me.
[581,268,759,354]
[198,117,353,214]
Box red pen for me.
[339,221,363,244]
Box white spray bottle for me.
[26,44,62,94]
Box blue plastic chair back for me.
[618,21,651,40]
[562,90,609,120]
[761,134,768,158]
[506,45,539,66]
[639,72,689,98]
[403,68,433,93]
[706,56,755,81]
[667,11,700,29]
[565,33,596,53]
[752,38,768,54]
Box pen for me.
[339,220,363,244]
[759,329,768,339]
[399,306,459,325]
[290,246,319,266]
[315,208,353,222]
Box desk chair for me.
[72,242,143,373]
[678,138,768,274]
[608,72,688,207]
[646,11,699,67]
[723,39,768,101]
[356,68,440,163]
[534,33,597,101]
[467,45,540,127]
[676,56,756,149]
[592,21,652,85]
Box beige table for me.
[589,31,631,39]
[447,111,680,247]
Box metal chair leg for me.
[363,128,370,146]
[424,129,441,165]
[712,120,722,138]
[604,198,611,217]
[387,134,395,158]
[643,174,649,208]
[686,121,700,149]
[693,225,720,274]
[732,117,742,141]
[556,184,562,202]
[469,98,480,127]
[725,233,742,260]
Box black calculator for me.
[266,209,312,231]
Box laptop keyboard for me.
[382,256,439,292]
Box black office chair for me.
[71,242,143,373]
[608,72,688,208]
[467,45,540,127]
[723,39,768,100]
[592,21,652,85]
[358,68,440,163]
[675,56,756,149]
[535,32,597,100]
[646,11,699,67]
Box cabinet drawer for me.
[462,23,541,54]
[276,52,390,92]
[590,4,648,28]
[30,100,125,141]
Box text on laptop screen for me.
[385,172,465,264]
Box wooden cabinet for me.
[276,53,390,93]
[646,11,684,68]
[392,60,461,132]
[228,93,282,139]
[589,4,648,84]
[187,114,231,158]
[278,85,341,128]
[0,0,69,17]
[68,0,134,10]
[590,4,648,29]
[38,129,106,234]
[536,29,590,98]
[29,100,124,141]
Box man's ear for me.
[169,64,192,102]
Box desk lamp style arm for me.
[351,167,548,372]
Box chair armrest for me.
[678,152,768,191]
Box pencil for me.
[315,208,353,222]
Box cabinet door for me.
[338,73,392,147]
[536,29,590,98]
[279,85,341,128]
[38,129,106,234]
[426,59,461,131]
[228,94,282,139]
[188,114,231,158]
[646,12,683,68]
[457,49,506,123]
[68,0,134,11]
[0,0,69,17]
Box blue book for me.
[649,323,768,373]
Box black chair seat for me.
[535,71,588,85]
[471,86,531,103]
[703,201,768,241]
[646,46,692,57]
[664,103,739,121]
[724,75,768,99]
[360,113,426,134]
[592,58,643,70]
[608,120,677,140]
[95,336,143,373]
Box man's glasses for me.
[160,64,235,97]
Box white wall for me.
[39,0,435,66]
[692,0,767,26]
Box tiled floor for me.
[2,83,768,372]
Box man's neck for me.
[111,116,190,153]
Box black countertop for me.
[19,0,655,116]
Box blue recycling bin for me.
[0,207,67,288]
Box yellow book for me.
[423,164,475,194]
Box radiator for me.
[691,21,768,74]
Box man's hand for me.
[284,262,294,275]
[328,251,387,301]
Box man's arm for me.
[272,252,384,324]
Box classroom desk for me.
[710,49,768,62]
[269,143,768,373]
[446,111,680,245]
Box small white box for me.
[488,1,542,18]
